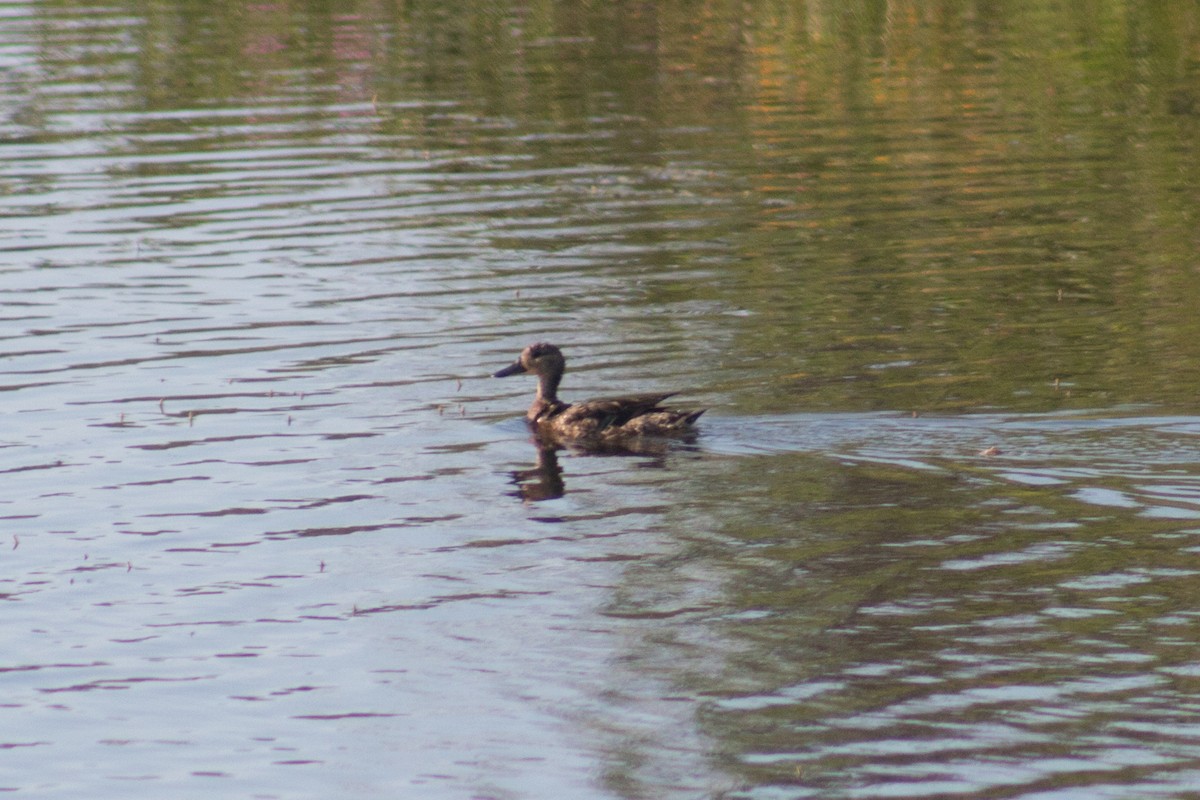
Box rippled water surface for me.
[4,2,1200,798]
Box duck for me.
[493,342,704,442]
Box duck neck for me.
[529,366,564,421]
[535,366,562,405]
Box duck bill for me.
[493,361,526,378]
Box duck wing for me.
[557,393,678,431]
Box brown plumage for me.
[493,343,704,442]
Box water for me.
[3,1,1200,797]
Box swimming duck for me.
[494,342,704,442]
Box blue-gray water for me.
[4,2,1200,798]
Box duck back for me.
[543,393,703,439]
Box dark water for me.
[3,1,1200,797]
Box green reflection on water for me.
[24,0,1199,416]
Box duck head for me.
[493,342,565,382]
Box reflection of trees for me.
[39,2,1199,128]
[31,0,1200,414]
[723,3,1200,414]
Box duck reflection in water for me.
[505,433,698,502]
[507,442,566,502]
[494,342,704,501]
